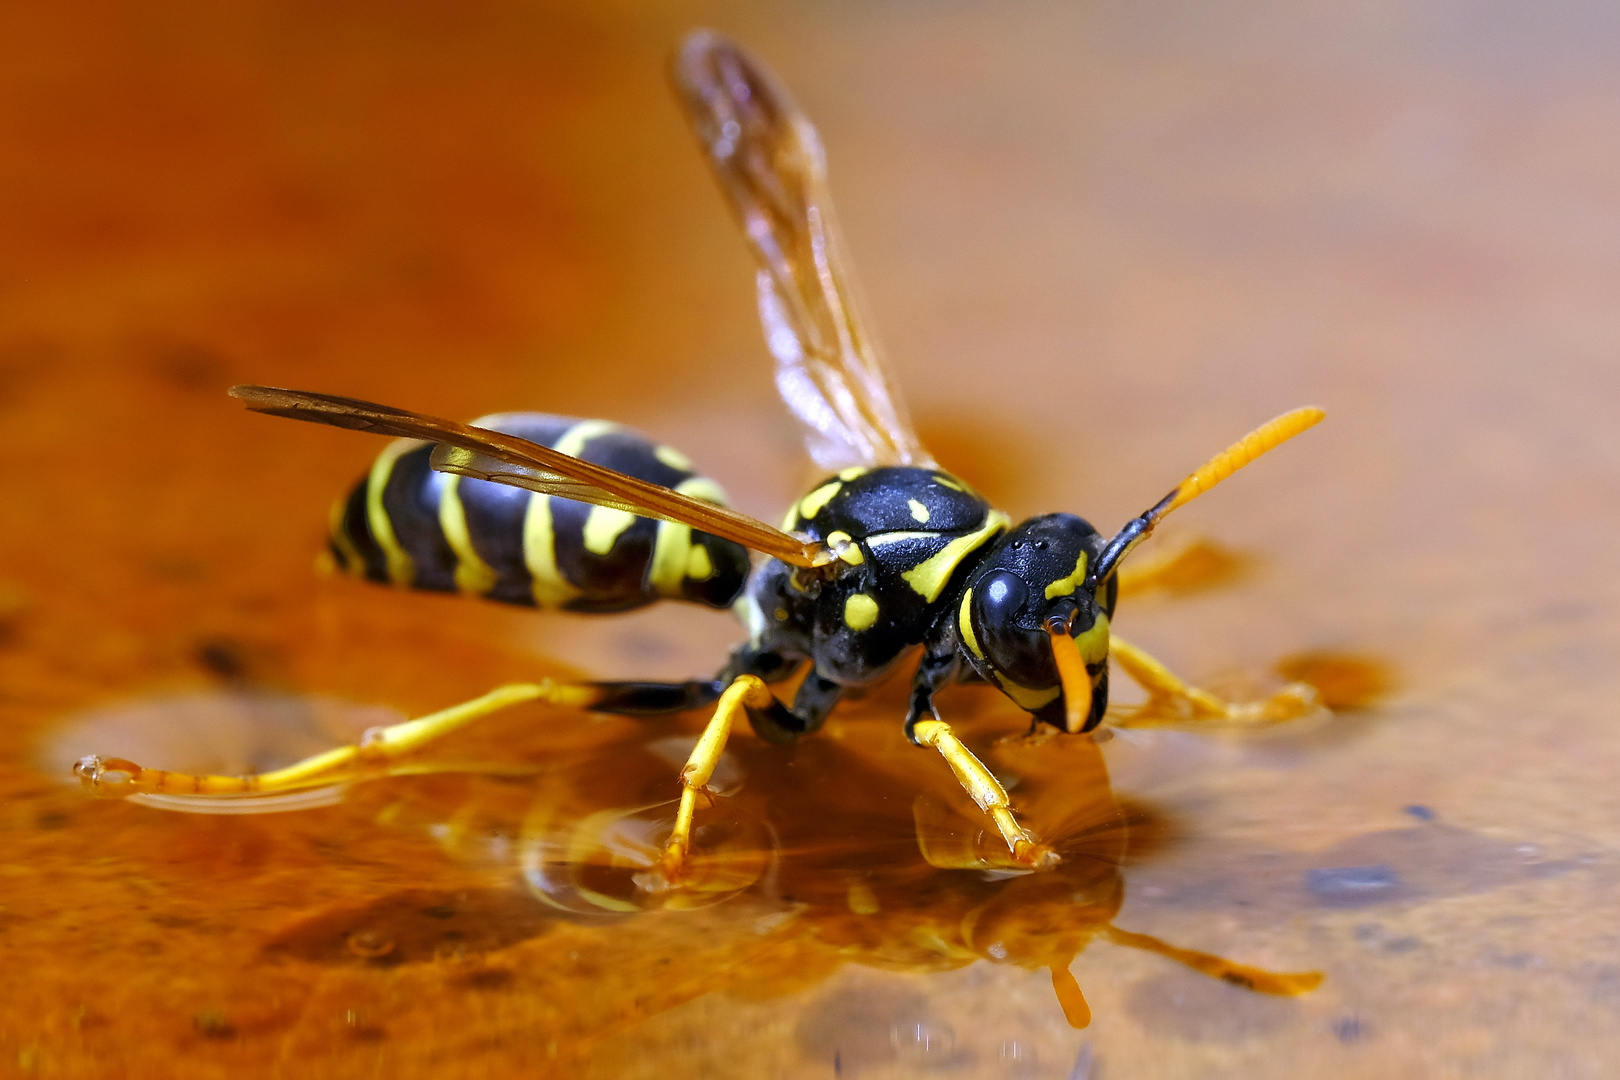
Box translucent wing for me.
[230,386,832,568]
[673,30,935,471]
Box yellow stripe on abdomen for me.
[438,473,500,596]
[366,438,420,587]
[522,494,582,608]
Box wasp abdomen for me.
[329,413,750,612]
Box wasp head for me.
[959,514,1114,733]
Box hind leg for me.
[73,680,621,799]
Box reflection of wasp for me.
[266,703,1321,1031]
[77,31,1325,879]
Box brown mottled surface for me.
[4,2,1619,1077]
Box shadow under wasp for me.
[77,31,1326,884]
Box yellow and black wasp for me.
[76,30,1324,879]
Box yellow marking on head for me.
[826,530,864,566]
[798,480,843,520]
[958,587,984,659]
[365,438,420,587]
[648,519,693,598]
[993,673,1061,711]
[774,607,788,621]
[1075,612,1111,665]
[438,473,500,595]
[327,497,364,576]
[582,505,638,556]
[685,542,713,581]
[900,511,1011,603]
[522,495,581,608]
[843,593,880,632]
[780,506,800,532]
[654,444,693,472]
[933,475,965,492]
[1044,550,1089,600]
[551,418,621,459]
[908,499,931,524]
[838,466,870,481]
[675,475,730,506]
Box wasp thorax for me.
[960,514,1111,731]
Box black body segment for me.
[744,466,1010,687]
[328,413,751,613]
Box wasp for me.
[76,30,1325,880]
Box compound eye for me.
[973,570,1028,633]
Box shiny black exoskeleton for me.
[581,466,1113,744]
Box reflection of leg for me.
[1109,636,1318,725]
[912,719,1059,870]
[75,680,602,798]
[1048,964,1092,1028]
[1103,925,1323,994]
[1115,537,1246,597]
[662,674,777,879]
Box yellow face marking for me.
[798,480,843,520]
[522,494,582,608]
[838,466,870,481]
[933,475,965,493]
[825,530,864,566]
[993,673,1061,711]
[1075,612,1111,665]
[582,505,638,556]
[685,542,713,581]
[365,438,420,587]
[438,473,500,595]
[1044,550,1089,600]
[774,607,788,621]
[327,497,364,577]
[843,593,880,632]
[900,511,1012,603]
[908,499,931,524]
[654,444,693,472]
[958,587,984,659]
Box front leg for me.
[1109,635,1319,725]
[904,643,1057,869]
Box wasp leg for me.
[73,680,604,799]
[1108,636,1319,725]
[662,673,777,879]
[911,719,1060,870]
[1101,925,1323,994]
[1114,537,1246,598]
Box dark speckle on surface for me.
[1332,1015,1369,1044]
[1403,805,1436,821]
[795,986,967,1077]
[1306,865,1404,907]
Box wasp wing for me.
[230,385,830,568]
[673,30,935,472]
